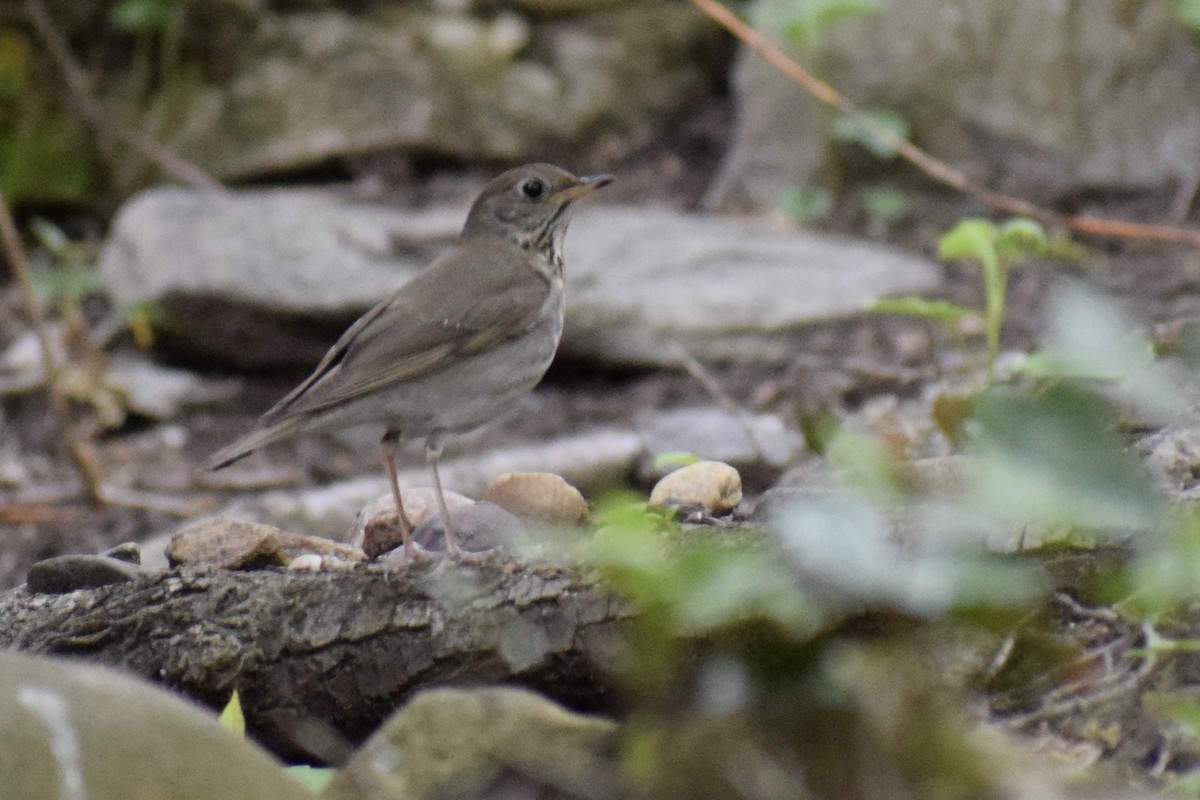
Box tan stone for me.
[167,516,364,568]
[648,461,742,514]
[482,472,589,527]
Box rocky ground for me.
[6,2,1200,797]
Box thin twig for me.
[669,343,770,462]
[691,0,1200,248]
[0,192,106,504]
[24,0,224,193]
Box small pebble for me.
[288,553,324,572]
[649,460,743,514]
[482,471,589,527]
[101,542,143,565]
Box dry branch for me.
[693,0,1200,248]
[0,192,106,503]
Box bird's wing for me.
[260,239,551,423]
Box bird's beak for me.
[557,173,614,202]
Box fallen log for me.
[0,559,629,761]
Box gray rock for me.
[750,486,830,528]
[714,0,1200,207]
[564,207,941,366]
[1134,423,1200,505]
[105,354,241,419]
[139,531,174,571]
[149,3,720,178]
[636,406,805,488]
[98,187,459,369]
[98,191,941,369]
[26,555,144,594]
[323,687,620,800]
[0,650,301,800]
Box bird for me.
[207,163,612,561]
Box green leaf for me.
[653,451,701,471]
[870,296,976,326]
[29,217,71,256]
[773,0,882,46]
[967,383,1162,532]
[777,185,832,225]
[826,430,904,505]
[672,545,818,634]
[30,265,99,303]
[285,765,334,792]
[938,219,1005,379]
[773,489,1041,613]
[1130,509,1200,612]
[218,690,245,736]
[860,185,908,223]
[1044,283,1191,420]
[994,217,1047,264]
[830,108,909,158]
[110,0,179,33]
[0,31,31,100]
[0,114,89,203]
[937,219,998,265]
[931,389,976,448]
[1177,0,1200,33]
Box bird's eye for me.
[520,178,545,200]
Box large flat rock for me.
[98,187,941,368]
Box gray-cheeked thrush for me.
[207,163,613,560]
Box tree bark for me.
[0,560,629,762]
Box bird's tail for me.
[205,416,308,471]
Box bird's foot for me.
[377,542,437,577]
[431,545,500,574]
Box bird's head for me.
[462,163,613,262]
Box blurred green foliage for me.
[829,108,907,159]
[858,184,908,231]
[0,21,89,204]
[110,0,179,34]
[578,278,1200,795]
[763,0,881,46]
[1178,0,1200,36]
[940,217,1047,379]
[777,183,832,225]
[0,0,189,207]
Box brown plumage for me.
[208,163,612,559]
